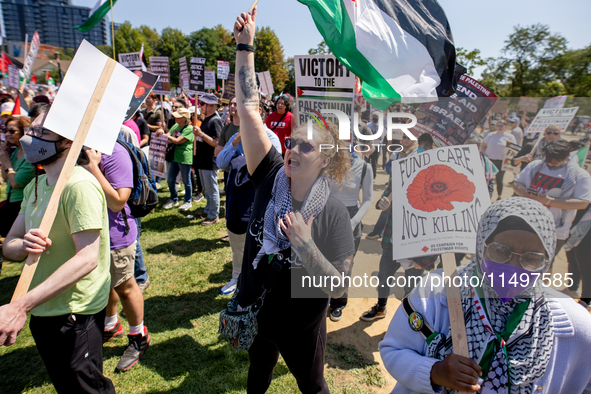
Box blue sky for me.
[74,0,590,77]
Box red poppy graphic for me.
[406,165,475,212]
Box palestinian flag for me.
[298,0,460,109]
[2,53,13,77]
[74,0,117,33]
[11,93,30,117]
[46,71,55,88]
[140,44,148,72]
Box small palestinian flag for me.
[298,0,460,109]
[46,71,55,87]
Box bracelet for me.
[546,196,554,205]
[5,167,14,174]
[236,43,255,52]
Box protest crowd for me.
[0,3,590,394]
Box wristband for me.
[5,167,14,173]
[236,43,255,52]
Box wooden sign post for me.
[11,59,118,302]
[441,252,470,394]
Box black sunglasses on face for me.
[546,132,560,136]
[284,137,314,153]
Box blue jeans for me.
[372,209,388,236]
[167,161,192,203]
[133,217,148,284]
[199,169,220,219]
[377,248,423,304]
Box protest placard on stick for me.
[11,40,138,302]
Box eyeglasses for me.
[284,137,315,153]
[485,242,547,271]
[545,132,560,136]
[199,102,206,106]
[24,126,52,138]
[276,101,285,106]
[5,128,19,134]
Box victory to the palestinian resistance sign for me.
[391,145,491,260]
[295,54,355,126]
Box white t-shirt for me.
[515,161,591,240]
[511,126,524,146]
[483,132,517,160]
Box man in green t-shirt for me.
[156,107,194,211]
[0,113,115,393]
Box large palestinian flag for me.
[298,0,459,109]
[74,0,117,33]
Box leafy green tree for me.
[157,28,189,87]
[188,26,236,72]
[456,47,486,76]
[308,40,331,55]
[283,57,295,96]
[486,24,567,97]
[254,27,288,92]
[548,46,591,97]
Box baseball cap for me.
[1,102,14,116]
[509,117,520,123]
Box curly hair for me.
[296,121,351,188]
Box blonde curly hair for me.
[294,121,351,188]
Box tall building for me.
[1,0,108,51]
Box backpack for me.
[116,137,159,218]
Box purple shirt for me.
[100,143,137,250]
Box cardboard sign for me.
[149,134,168,178]
[44,40,139,155]
[517,97,541,113]
[524,107,579,139]
[22,31,40,79]
[217,60,230,80]
[181,73,190,92]
[189,57,206,95]
[543,95,568,109]
[257,71,274,97]
[222,73,235,101]
[124,70,160,122]
[149,56,170,95]
[204,70,216,89]
[412,75,497,146]
[501,142,522,175]
[118,52,143,70]
[391,145,491,259]
[7,64,19,89]
[490,99,509,114]
[179,57,188,75]
[295,54,355,127]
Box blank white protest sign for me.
[44,40,139,155]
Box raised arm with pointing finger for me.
[234,7,273,175]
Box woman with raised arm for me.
[230,8,355,393]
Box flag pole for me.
[110,0,115,59]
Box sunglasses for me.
[545,132,560,136]
[5,128,20,134]
[199,102,206,106]
[284,137,315,153]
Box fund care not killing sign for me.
[295,54,355,126]
[391,145,491,260]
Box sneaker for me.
[138,278,151,293]
[366,232,381,240]
[221,235,230,242]
[115,327,151,372]
[329,307,344,322]
[163,200,179,210]
[193,193,204,202]
[103,320,125,343]
[179,202,192,211]
[360,304,386,322]
[220,278,238,295]
[202,217,220,226]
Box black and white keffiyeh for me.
[252,167,330,268]
[427,198,556,394]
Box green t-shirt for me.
[219,123,239,147]
[7,147,35,203]
[169,123,194,165]
[19,166,111,317]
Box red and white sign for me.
[217,60,230,80]
[23,31,40,79]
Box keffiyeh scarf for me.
[427,198,556,394]
[252,167,330,268]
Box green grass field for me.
[0,181,386,394]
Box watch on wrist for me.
[236,43,255,52]
[5,167,14,173]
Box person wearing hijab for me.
[380,197,591,393]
